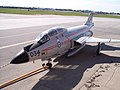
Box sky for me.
[0,0,120,13]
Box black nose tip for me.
[10,51,29,64]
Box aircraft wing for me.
[76,37,120,43]
[86,37,120,43]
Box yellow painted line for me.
[0,66,48,89]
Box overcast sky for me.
[0,0,120,13]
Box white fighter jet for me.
[10,12,120,69]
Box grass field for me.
[0,8,120,19]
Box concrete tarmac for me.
[0,14,120,90]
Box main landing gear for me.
[42,59,52,69]
[96,42,101,55]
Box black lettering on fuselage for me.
[30,50,40,57]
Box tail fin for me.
[84,12,94,25]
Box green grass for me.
[0,8,87,16]
[94,14,120,19]
[0,8,120,19]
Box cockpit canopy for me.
[35,27,67,44]
[48,27,67,37]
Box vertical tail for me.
[84,12,94,25]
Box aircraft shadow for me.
[32,45,120,90]
[101,43,120,51]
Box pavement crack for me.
[105,67,117,86]
[0,63,10,70]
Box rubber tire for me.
[42,63,45,67]
[46,63,52,69]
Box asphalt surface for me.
[0,14,120,90]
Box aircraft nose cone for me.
[10,51,29,64]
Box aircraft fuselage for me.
[28,24,93,62]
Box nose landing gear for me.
[46,62,52,69]
[42,59,52,69]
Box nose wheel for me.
[42,59,52,69]
[46,62,52,69]
[42,63,45,67]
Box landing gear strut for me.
[42,59,52,69]
[96,42,101,55]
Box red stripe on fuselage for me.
[43,39,70,51]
